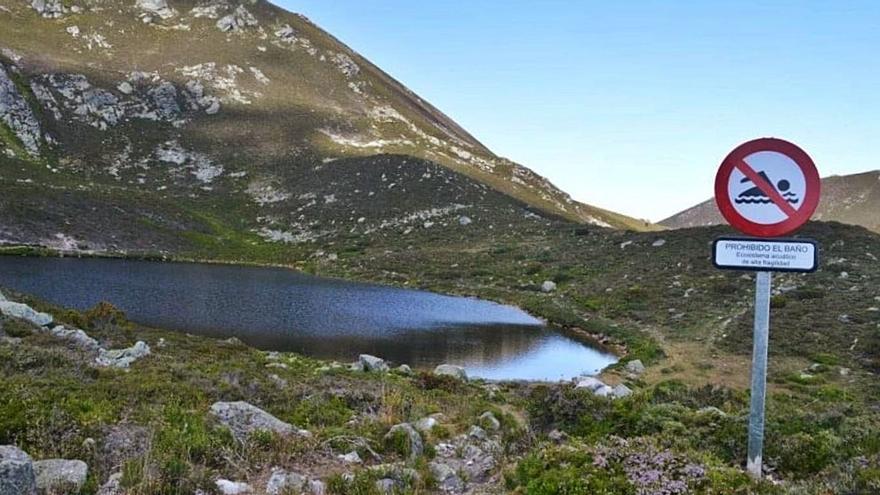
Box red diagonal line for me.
[734,160,799,218]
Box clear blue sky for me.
[282,1,879,221]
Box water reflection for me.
[0,256,616,380]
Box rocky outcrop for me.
[33,459,88,494]
[136,0,176,20]
[574,376,635,400]
[46,325,99,351]
[209,401,310,443]
[30,0,65,18]
[624,359,646,377]
[0,445,36,495]
[265,468,308,495]
[215,479,252,494]
[0,300,53,327]
[216,5,258,32]
[0,64,43,156]
[433,364,467,381]
[95,341,150,368]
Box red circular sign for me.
[715,138,820,237]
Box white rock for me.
[215,479,252,495]
[433,364,467,380]
[339,451,362,464]
[652,239,666,247]
[611,384,633,398]
[414,416,439,433]
[33,459,88,494]
[47,325,99,351]
[95,341,150,368]
[358,354,389,372]
[593,385,613,397]
[309,479,326,495]
[573,376,606,392]
[0,301,53,327]
[396,364,413,375]
[458,216,472,226]
[541,280,557,293]
[136,0,176,19]
[117,81,133,94]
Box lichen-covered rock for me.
[358,354,389,372]
[433,364,467,381]
[429,461,464,493]
[0,64,43,156]
[0,300,53,327]
[209,401,310,443]
[33,459,88,495]
[0,445,36,495]
[216,5,258,32]
[95,341,150,368]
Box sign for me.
[715,138,821,237]
[712,138,822,479]
[713,237,818,273]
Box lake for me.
[0,256,616,381]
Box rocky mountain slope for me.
[0,0,652,256]
[662,170,880,233]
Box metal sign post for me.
[712,138,822,479]
[746,271,771,477]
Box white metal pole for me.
[747,270,772,478]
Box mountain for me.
[661,170,880,233]
[0,0,654,256]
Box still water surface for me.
[0,256,616,380]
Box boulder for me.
[216,5,258,32]
[0,445,36,495]
[265,468,306,495]
[0,301,53,327]
[611,384,633,398]
[96,341,150,368]
[478,412,500,431]
[358,354,389,373]
[136,0,176,19]
[624,359,646,376]
[396,364,413,375]
[33,459,88,495]
[458,216,472,226]
[309,479,326,495]
[384,423,423,462]
[338,451,362,464]
[434,364,467,381]
[652,239,667,247]
[215,479,252,494]
[593,385,613,398]
[540,280,557,293]
[209,401,310,443]
[414,416,439,434]
[467,426,488,442]
[375,478,396,494]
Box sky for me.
[282,0,880,222]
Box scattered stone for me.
[429,462,464,493]
[839,367,851,377]
[265,468,306,495]
[652,239,667,247]
[620,240,633,249]
[839,271,849,279]
[117,81,133,95]
[573,376,606,392]
[358,354,389,373]
[611,384,633,398]
[33,459,88,495]
[0,445,36,495]
[458,216,472,226]
[30,0,65,18]
[593,385,613,397]
[0,300,53,327]
[478,412,500,431]
[467,425,488,441]
[624,359,646,376]
[209,401,310,443]
[339,451,362,464]
[95,341,150,368]
[375,478,396,494]
[434,364,467,381]
[395,364,413,375]
[384,423,423,462]
[309,479,326,495]
[838,314,851,324]
[540,280,557,293]
[215,479,252,495]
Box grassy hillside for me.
[0,0,653,256]
[662,170,880,233]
